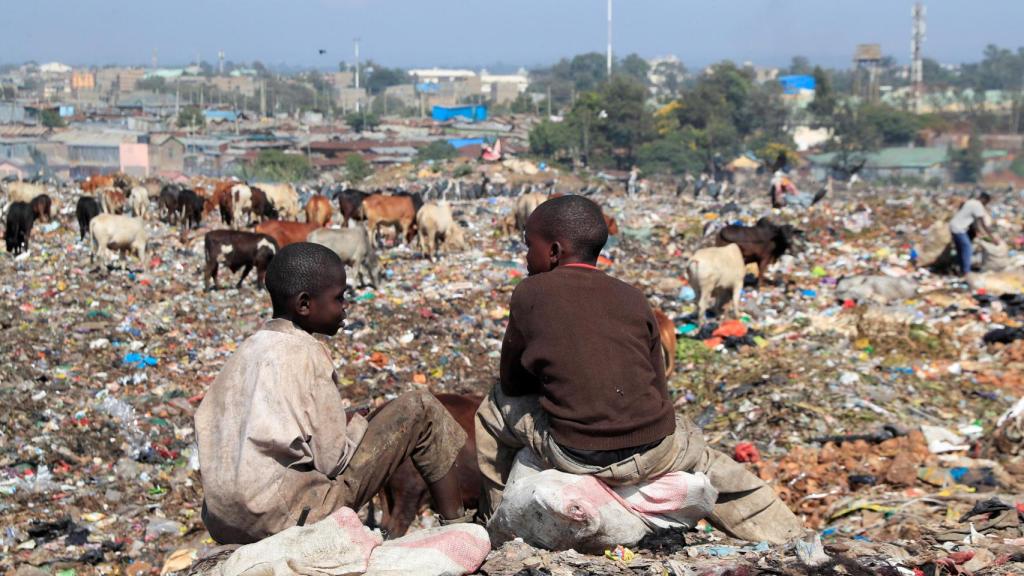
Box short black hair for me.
[265,242,345,312]
[979,192,992,204]
[528,195,608,260]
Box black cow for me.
[159,184,182,224]
[716,217,800,286]
[333,188,369,227]
[203,230,279,290]
[76,196,101,241]
[178,188,205,231]
[5,202,34,254]
[30,194,52,223]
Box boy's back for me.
[501,264,675,452]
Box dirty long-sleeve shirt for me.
[195,318,367,544]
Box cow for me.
[334,188,370,226]
[379,393,481,537]
[76,196,101,241]
[687,243,746,322]
[178,188,206,231]
[415,201,466,260]
[305,194,332,227]
[653,309,677,377]
[5,202,34,254]
[230,184,253,229]
[308,227,381,287]
[254,220,321,248]
[203,230,278,290]
[3,181,47,207]
[211,181,235,227]
[99,187,127,215]
[249,186,276,223]
[128,186,149,220]
[604,213,620,235]
[159,184,182,224]
[362,193,422,246]
[715,218,799,286]
[81,175,114,193]
[258,183,301,220]
[30,194,52,223]
[89,213,147,266]
[514,192,547,231]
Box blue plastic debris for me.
[123,353,158,369]
[678,286,696,302]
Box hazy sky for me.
[2,0,1021,71]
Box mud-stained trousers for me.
[475,386,803,544]
[323,390,467,516]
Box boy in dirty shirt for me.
[195,242,468,544]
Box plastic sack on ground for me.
[976,239,1010,272]
[835,275,918,304]
[968,270,1024,296]
[218,507,381,576]
[917,220,953,268]
[488,450,717,553]
[365,524,491,576]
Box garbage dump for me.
[2,174,1023,576]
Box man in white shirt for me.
[948,192,993,276]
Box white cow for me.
[129,186,149,220]
[416,201,466,260]
[231,184,253,229]
[686,243,745,322]
[89,213,148,265]
[514,192,547,231]
[257,183,300,221]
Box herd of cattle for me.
[3,173,801,324]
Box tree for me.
[652,60,686,96]
[952,134,984,183]
[136,76,167,92]
[345,111,380,133]
[859,104,922,146]
[528,119,576,159]
[807,66,836,124]
[249,150,312,181]
[509,92,534,114]
[416,141,458,163]
[345,154,373,182]
[1010,152,1024,178]
[618,53,650,84]
[365,65,409,95]
[785,56,814,76]
[40,109,65,128]
[600,76,654,167]
[177,106,205,129]
[636,127,705,175]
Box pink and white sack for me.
[488,450,717,553]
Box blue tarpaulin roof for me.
[778,75,816,95]
[432,105,488,123]
[416,83,440,94]
[203,109,239,122]
[447,137,486,149]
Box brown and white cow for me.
[203,230,278,290]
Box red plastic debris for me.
[734,442,761,463]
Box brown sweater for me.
[500,264,676,451]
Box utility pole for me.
[606,0,613,78]
[911,2,926,111]
[354,38,361,113]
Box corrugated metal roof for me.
[808,147,948,169]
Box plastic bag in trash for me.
[219,507,381,576]
[488,450,717,553]
[365,524,491,576]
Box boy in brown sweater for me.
[475,196,802,543]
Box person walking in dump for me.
[949,192,994,276]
